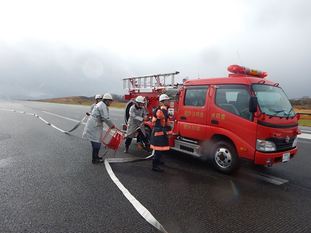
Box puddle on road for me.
[0,157,14,168]
[0,133,11,141]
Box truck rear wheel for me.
[210,140,239,174]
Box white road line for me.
[1,108,167,232]
[0,157,14,168]
[298,133,311,140]
[256,173,288,185]
[301,130,311,134]
[104,158,168,233]
[42,110,81,123]
[0,108,15,112]
[242,170,288,185]
[0,108,72,134]
[1,107,298,228]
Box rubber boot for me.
[152,160,163,172]
[124,145,129,153]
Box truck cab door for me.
[177,86,209,141]
[211,85,257,160]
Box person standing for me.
[82,93,115,164]
[150,94,172,172]
[86,94,102,116]
[124,96,149,153]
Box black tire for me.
[210,140,239,174]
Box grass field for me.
[295,108,311,126]
[299,119,311,127]
[36,96,126,109]
[110,102,126,108]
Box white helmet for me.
[95,94,102,100]
[103,93,113,100]
[159,94,170,102]
[135,96,145,104]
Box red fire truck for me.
[123,65,300,173]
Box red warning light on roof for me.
[228,65,268,78]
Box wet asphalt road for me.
[1,101,311,233]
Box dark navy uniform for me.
[150,105,172,170]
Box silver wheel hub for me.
[215,147,232,169]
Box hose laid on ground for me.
[65,115,88,133]
[0,108,85,134]
[0,107,168,233]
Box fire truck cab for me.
[123,65,299,174]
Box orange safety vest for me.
[150,106,172,151]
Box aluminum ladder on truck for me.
[123,71,180,92]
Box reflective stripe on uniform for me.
[150,145,170,151]
[154,131,165,136]
[166,130,173,135]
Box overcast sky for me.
[0,0,310,99]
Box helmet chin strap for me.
[103,99,110,106]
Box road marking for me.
[0,157,14,168]
[0,108,85,134]
[301,130,311,134]
[242,170,288,185]
[41,111,87,127]
[299,140,311,144]
[0,108,15,112]
[42,110,81,123]
[298,133,311,140]
[0,107,297,226]
[0,108,167,232]
[105,156,168,233]
[0,109,70,133]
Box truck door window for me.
[215,85,251,120]
[184,86,208,106]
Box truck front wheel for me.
[210,140,239,174]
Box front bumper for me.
[254,147,298,165]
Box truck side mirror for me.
[249,96,258,113]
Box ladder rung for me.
[123,71,179,90]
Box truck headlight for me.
[256,139,276,152]
[292,137,298,147]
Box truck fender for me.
[205,126,255,160]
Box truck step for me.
[172,139,201,157]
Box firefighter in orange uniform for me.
[150,94,172,172]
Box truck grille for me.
[267,137,295,152]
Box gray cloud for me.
[0,41,128,99]
[0,1,310,99]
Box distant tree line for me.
[290,96,311,109]
[111,94,127,102]
[86,94,126,102]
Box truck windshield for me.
[252,84,295,117]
